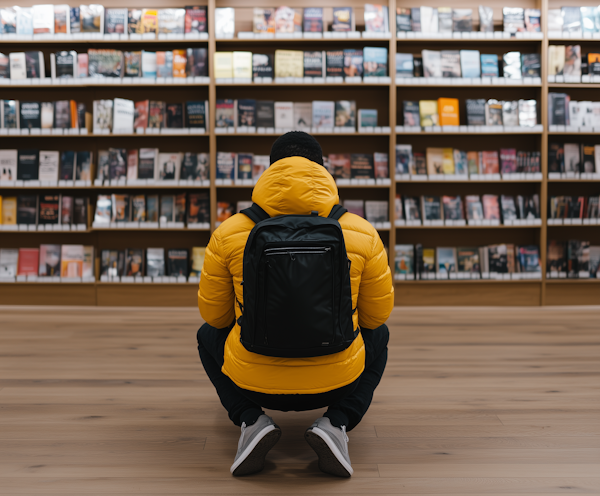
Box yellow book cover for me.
[419,100,438,127]
[2,197,16,224]
[442,148,455,174]
[233,51,252,79]
[426,148,443,175]
[274,49,303,78]
[140,9,158,33]
[214,52,233,78]
[172,49,187,78]
[190,246,206,276]
[438,98,459,126]
[60,245,84,278]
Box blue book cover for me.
[480,54,499,77]
[460,50,481,78]
[363,47,388,76]
[141,51,157,78]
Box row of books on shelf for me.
[548,196,600,224]
[547,45,600,83]
[547,240,600,279]
[0,99,86,134]
[394,244,542,281]
[215,48,389,84]
[394,194,541,227]
[92,192,209,228]
[0,5,208,39]
[218,5,390,40]
[0,245,95,281]
[548,143,600,178]
[0,48,209,82]
[215,99,387,134]
[0,194,88,229]
[548,94,600,132]
[548,7,600,38]
[401,98,538,131]
[0,149,91,185]
[395,146,541,180]
[397,50,540,83]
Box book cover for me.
[420,7,438,33]
[460,50,481,78]
[480,54,499,77]
[39,244,61,276]
[187,192,210,224]
[403,101,419,126]
[503,51,522,79]
[485,99,503,125]
[128,8,141,33]
[363,47,388,76]
[167,249,188,277]
[17,150,39,180]
[500,148,517,173]
[158,8,185,34]
[502,100,519,126]
[481,151,499,174]
[329,154,351,179]
[438,98,459,126]
[253,53,273,79]
[521,53,541,77]
[253,7,275,33]
[214,7,234,38]
[503,7,525,33]
[453,150,468,175]
[422,50,442,78]
[274,101,294,128]
[274,50,303,78]
[216,152,236,180]
[105,8,127,33]
[59,151,75,180]
[17,248,39,276]
[442,148,455,174]
[303,7,323,32]
[187,48,207,77]
[525,8,541,32]
[396,8,411,32]
[457,247,480,273]
[442,196,463,220]
[482,194,500,219]
[185,100,206,128]
[141,50,157,78]
[426,148,443,175]
[325,50,344,78]
[20,101,41,129]
[437,247,457,277]
[138,148,157,179]
[156,153,181,181]
[274,6,294,33]
[17,195,37,224]
[562,6,582,33]
[364,4,389,33]
[38,195,59,225]
[334,100,355,128]
[80,4,104,33]
[452,8,472,32]
[124,51,141,77]
[350,153,374,179]
[343,49,363,78]
[165,103,183,128]
[216,201,234,222]
[500,195,517,221]
[312,101,334,128]
[39,150,59,182]
[185,6,207,33]
[332,7,353,31]
[438,7,452,33]
[293,102,312,129]
[256,101,275,128]
[410,7,421,32]
[419,100,438,127]
[441,50,461,77]
[159,195,174,223]
[60,245,84,278]
[32,4,54,34]
[0,150,18,181]
[358,109,378,128]
[395,245,414,276]
[395,144,412,175]
[146,195,158,222]
[396,53,414,77]
[518,99,537,127]
[564,45,582,76]
[146,248,165,277]
[365,201,389,224]
[374,152,388,178]
[134,100,149,129]
[55,50,76,78]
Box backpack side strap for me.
[241,203,270,225]
[328,204,348,221]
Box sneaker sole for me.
[230,426,281,476]
[305,428,353,477]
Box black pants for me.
[196,323,389,432]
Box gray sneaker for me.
[230,414,281,476]
[305,417,353,477]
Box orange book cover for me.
[69,100,78,128]
[437,97,459,126]
[173,50,187,78]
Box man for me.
[197,132,393,477]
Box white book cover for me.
[9,52,27,80]
[60,244,84,278]
[157,8,185,34]
[460,50,481,78]
[93,100,113,132]
[141,51,157,78]
[32,4,54,34]
[0,150,18,181]
[365,200,389,223]
[38,150,60,182]
[16,7,33,35]
[41,102,54,129]
[0,249,19,277]
[274,101,294,128]
[312,101,335,127]
[422,49,442,78]
[215,7,234,38]
[568,101,582,128]
[580,101,593,128]
[156,153,181,181]
[82,246,94,278]
[592,102,600,129]
[420,6,438,33]
[112,98,134,134]
[293,102,312,128]
[232,51,252,78]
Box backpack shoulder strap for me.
[241,203,270,225]
[328,204,348,221]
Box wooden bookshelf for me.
[2,0,600,306]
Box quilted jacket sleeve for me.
[357,231,394,330]
[198,228,236,329]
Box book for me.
[0,150,17,181]
[460,50,481,78]
[140,9,158,34]
[32,4,54,34]
[403,101,419,126]
[358,109,378,128]
[39,150,59,182]
[105,8,127,34]
[420,7,438,33]
[54,50,77,78]
[216,152,236,180]
[256,101,275,128]
[479,6,494,32]
[480,54,499,77]
[112,98,134,134]
[485,99,503,125]
[525,8,541,32]
[274,101,294,128]
[134,100,149,129]
[442,196,463,220]
[215,99,234,128]
[343,49,363,78]
[165,103,183,128]
[146,248,165,277]
[93,99,113,132]
[442,148,455,174]
[365,201,389,224]
[59,151,75,180]
[334,101,356,128]
[500,195,517,222]
[457,247,480,274]
[187,191,210,224]
[453,150,468,175]
[141,50,157,78]
[396,53,414,77]
[232,51,252,79]
[312,101,335,128]
[502,100,519,127]
[330,154,351,179]
[325,50,344,78]
[452,9,472,32]
[481,151,499,174]
[275,49,303,78]
[350,153,374,179]
[426,148,443,175]
[20,101,41,129]
[214,51,233,79]
[216,201,234,222]
[156,153,181,181]
[274,6,294,33]
[500,148,517,174]
[172,49,187,77]
[419,100,438,127]
[60,245,84,278]
[503,7,524,33]
[16,248,39,276]
[466,99,486,125]
[166,249,188,277]
[38,244,61,276]
[253,8,275,33]
[422,50,442,78]
[437,98,459,126]
[138,148,157,179]
[81,4,104,33]
[128,8,141,33]
[518,99,537,127]
[396,8,411,32]
[303,7,323,32]
[562,7,582,34]
[414,152,426,174]
[564,45,582,77]
[374,153,388,178]
[521,53,540,77]
[185,6,207,33]
[185,100,207,129]
[364,4,389,33]
[482,194,500,219]
[395,145,411,175]
[438,7,452,33]
[214,7,234,38]
[503,51,522,79]
[410,7,421,32]
[16,195,37,224]
[38,195,59,225]
[332,7,353,31]
[437,247,457,277]
[293,102,312,129]
[363,47,388,76]
[441,50,461,77]
[158,8,185,34]
[17,150,39,180]
[395,245,414,277]
[253,53,273,79]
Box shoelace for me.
[238,422,247,451]
[341,425,349,443]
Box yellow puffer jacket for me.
[198,156,394,395]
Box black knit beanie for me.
[269,131,324,166]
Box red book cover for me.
[481,151,499,174]
[482,194,500,220]
[17,248,40,276]
[374,152,389,178]
[134,100,149,128]
[329,153,351,179]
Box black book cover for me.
[56,51,75,77]
[16,195,37,224]
[489,246,508,273]
[403,100,420,126]
[581,54,589,75]
[54,100,71,129]
[521,53,541,77]
[59,151,76,180]
[237,99,256,127]
[548,143,564,173]
[252,54,273,79]
[180,153,197,180]
[550,94,567,125]
[187,191,210,223]
[350,153,374,179]
[17,149,39,180]
[166,103,184,128]
[19,101,41,129]
[186,47,208,77]
[325,50,344,77]
[77,103,86,128]
[256,101,275,127]
[185,101,206,128]
[25,51,42,78]
[167,248,189,276]
[38,195,60,224]
[303,51,323,77]
[413,56,423,77]
[466,99,486,126]
[126,248,144,276]
[108,148,127,180]
[73,197,88,225]
[410,7,421,31]
[396,8,411,31]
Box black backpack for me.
[237,203,357,358]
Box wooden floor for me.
[0,306,599,495]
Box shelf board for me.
[546,222,597,226]
[548,179,600,182]
[2,228,91,233]
[4,132,209,138]
[548,83,600,89]
[396,37,542,43]
[92,227,210,232]
[217,131,389,136]
[0,38,208,44]
[396,179,542,183]
[0,184,211,190]
[216,82,388,87]
[395,224,540,229]
[548,131,598,135]
[396,83,542,88]
[216,37,383,44]
[545,279,600,284]
[396,130,542,135]
[6,82,209,88]
[394,278,541,284]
